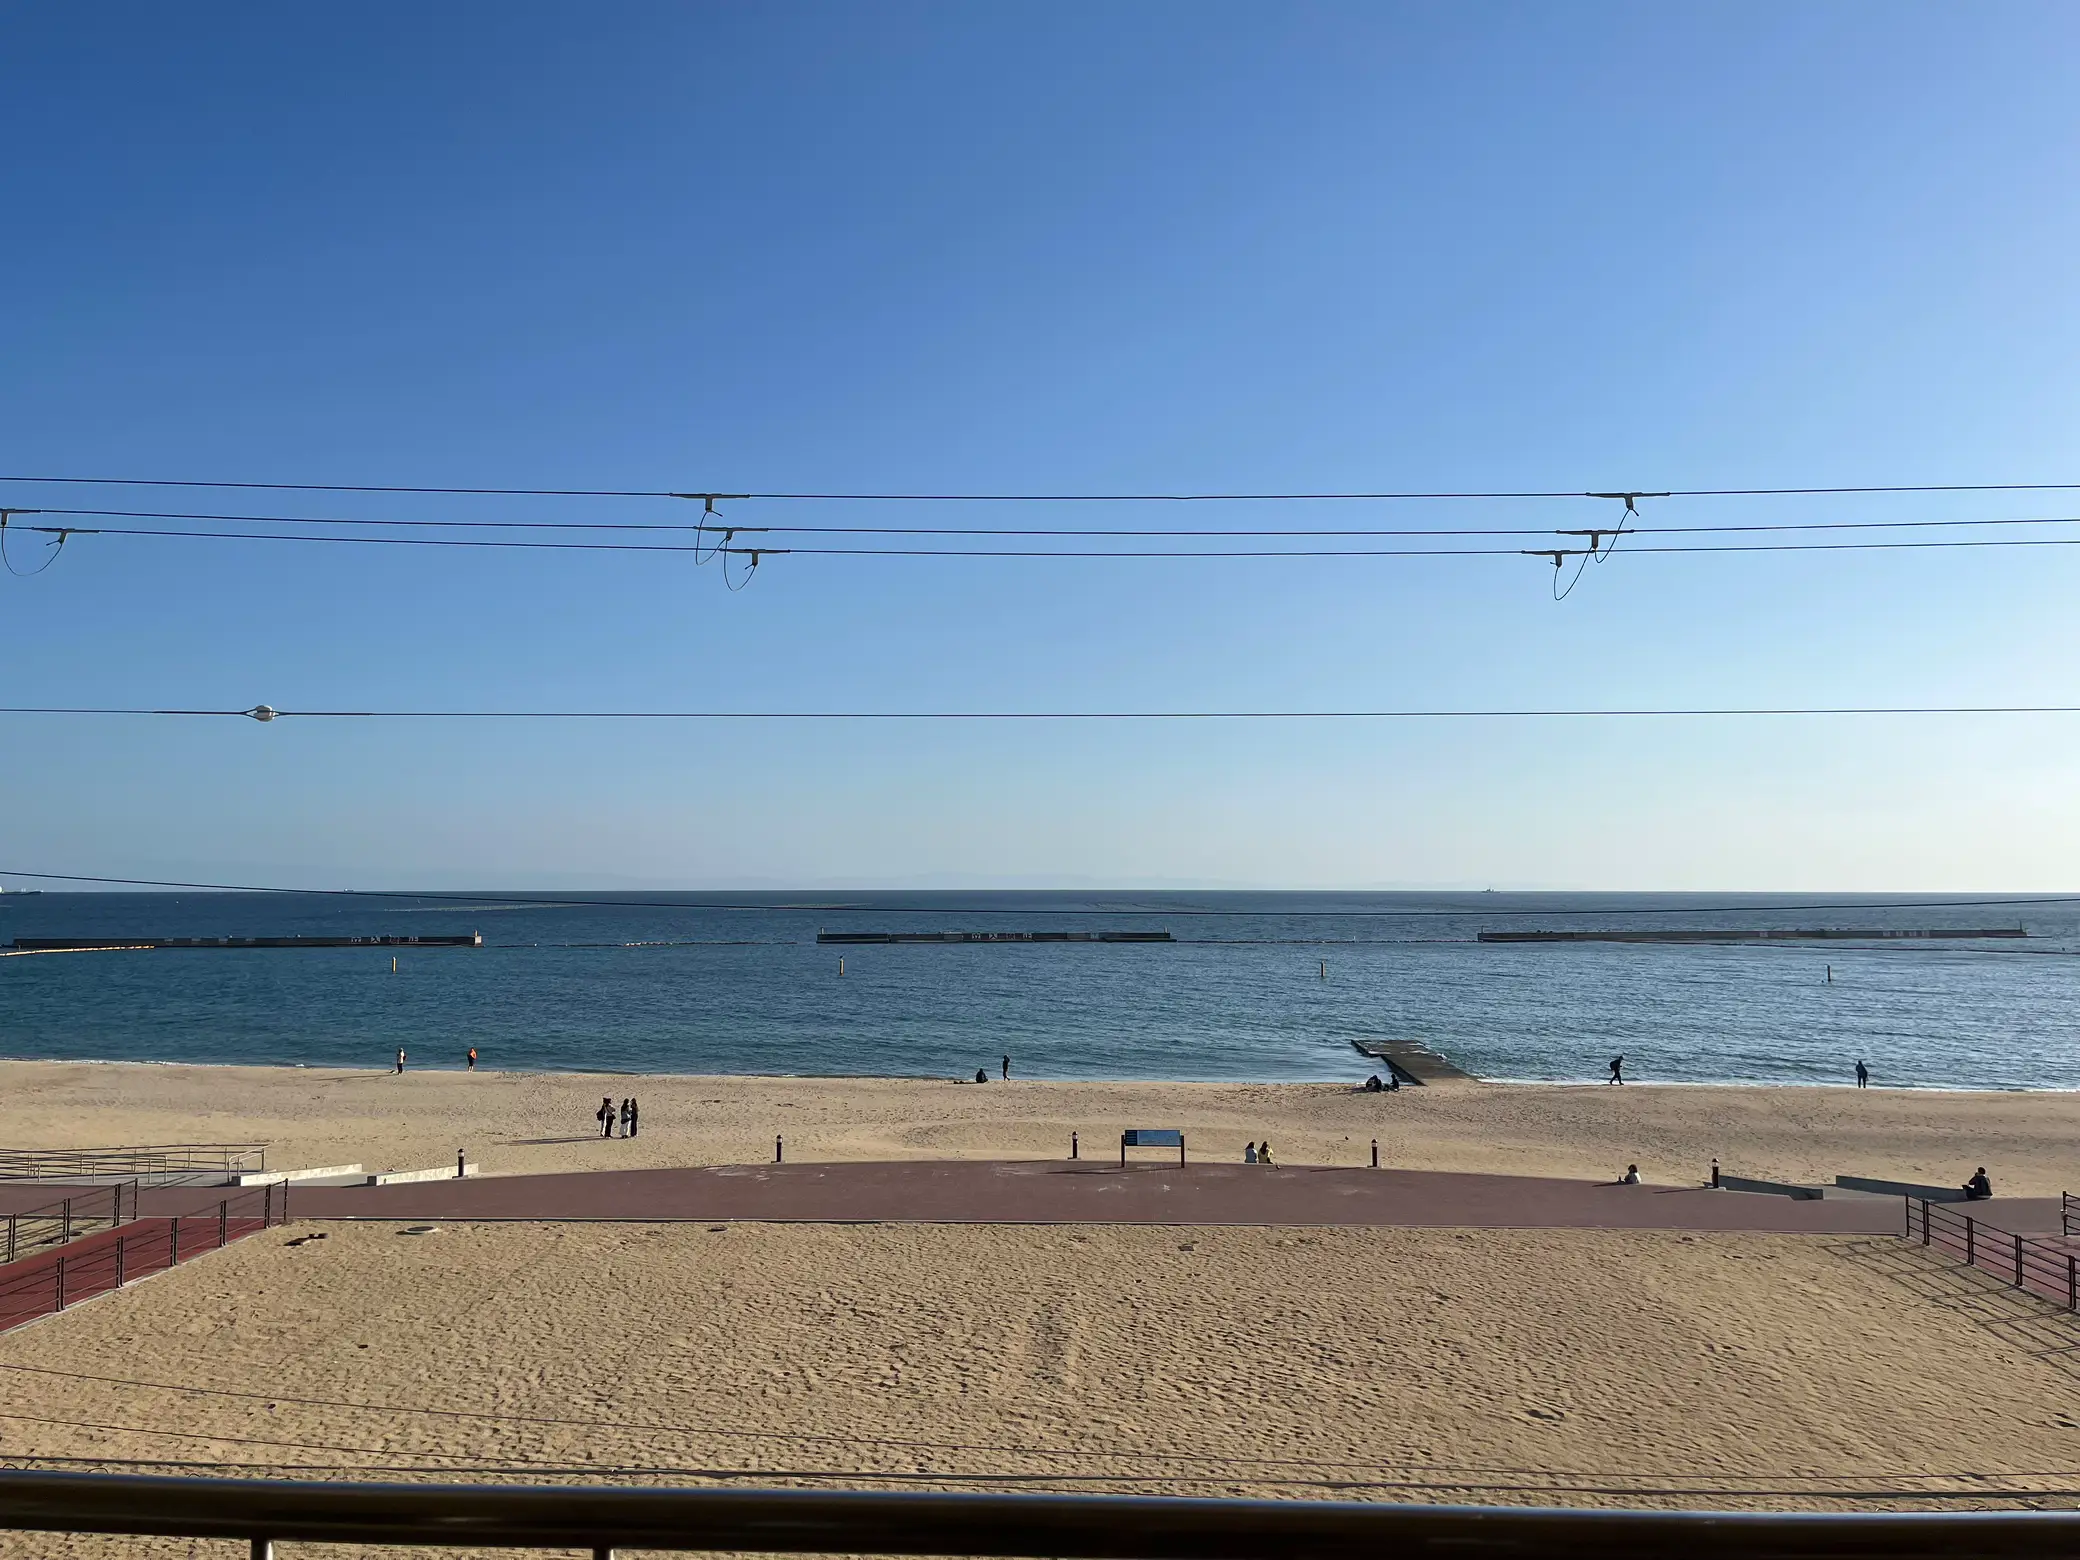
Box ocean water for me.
[1,891,2077,1090]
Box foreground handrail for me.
[2,1474,2080,1557]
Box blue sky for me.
[4,2,2079,889]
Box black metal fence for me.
[4,1474,2080,1559]
[1,1180,138,1263]
[0,1142,266,1180]
[1907,1197,2078,1310]
[0,1184,288,1333]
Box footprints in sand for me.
[988,1295,1085,1398]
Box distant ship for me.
[0,887,42,896]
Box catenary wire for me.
[24,522,2080,558]
[1,869,2073,918]
[31,505,2080,538]
[15,472,2080,500]
[5,705,2080,719]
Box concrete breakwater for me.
[816,930,1174,944]
[1476,927,2025,944]
[10,934,484,951]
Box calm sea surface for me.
[2,891,2077,1089]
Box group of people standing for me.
[597,1096,639,1138]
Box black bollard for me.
[775,1135,784,1164]
[1371,1139,1379,1169]
[456,1150,466,1180]
[1071,1131,1079,1160]
[1710,1158,1720,1189]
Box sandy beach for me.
[9,1056,2080,1552]
[4,1217,2080,1551]
[1,1059,2074,1193]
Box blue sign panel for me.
[1122,1129,1184,1147]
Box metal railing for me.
[0,1142,267,1180]
[5,1474,2080,1558]
[0,1184,287,1333]
[1907,1197,2079,1310]
[1,1180,138,1263]
[2062,1191,2078,1237]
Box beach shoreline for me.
[7,1050,2076,1094]
[3,1058,2075,1194]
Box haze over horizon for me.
[7,3,2080,890]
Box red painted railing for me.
[0,1184,287,1334]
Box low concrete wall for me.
[232,1164,363,1187]
[1720,1174,1825,1200]
[366,1164,479,1187]
[1836,1175,1970,1202]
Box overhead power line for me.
[19,521,2080,559]
[4,868,2076,918]
[13,472,2080,501]
[24,505,2080,539]
[5,704,2080,721]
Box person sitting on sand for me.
[1620,1164,1641,1184]
[1258,1141,1276,1167]
[1364,1074,1384,1092]
[974,1068,989,1084]
[1963,1167,1993,1200]
[1244,1141,1258,1164]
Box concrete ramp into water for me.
[1349,1039,1476,1084]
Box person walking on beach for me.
[1607,1055,1625,1085]
[1002,1054,1011,1081]
[596,1096,615,1138]
[619,1098,633,1139]
[395,1047,407,1075]
[1244,1141,1258,1164]
[1855,1059,1869,1089]
[466,1047,478,1072]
